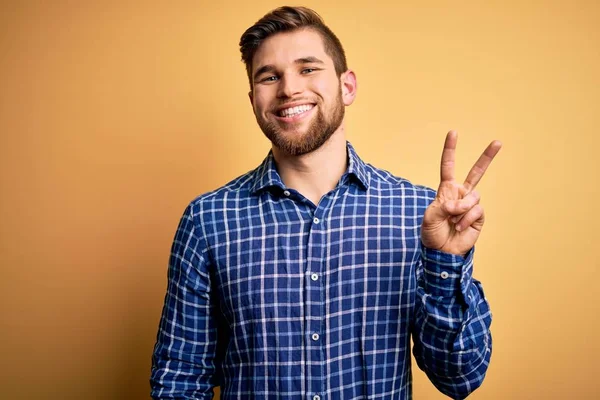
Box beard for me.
[255,87,345,157]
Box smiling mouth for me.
[278,104,315,118]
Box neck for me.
[272,126,348,206]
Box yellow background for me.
[1,1,598,399]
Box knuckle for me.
[472,204,483,215]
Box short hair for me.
[239,6,348,88]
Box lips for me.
[273,102,317,123]
[278,104,314,117]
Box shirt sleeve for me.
[412,244,493,399]
[150,203,222,399]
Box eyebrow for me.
[253,56,326,81]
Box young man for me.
[151,6,501,400]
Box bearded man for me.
[151,6,501,400]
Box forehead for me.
[252,28,333,71]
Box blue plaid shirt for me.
[151,142,492,400]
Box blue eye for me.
[262,76,278,82]
[302,68,315,74]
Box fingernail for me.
[455,224,462,232]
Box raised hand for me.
[421,131,502,256]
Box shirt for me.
[151,142,492,400]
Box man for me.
[151,6,501,400]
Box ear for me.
[340,70,357,106]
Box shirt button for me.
[311,273,319,281]
[312,333,319,341]
[313,396,321,400]
[283,190,291,197]
[440,271,449,279]
[313,217,320,224]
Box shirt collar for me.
[250,141,370,194]
[250,150,286,194]
[345,141,370,190]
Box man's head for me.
[239,6,348,88]
[239,7,356,157]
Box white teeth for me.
[279,104,313,117]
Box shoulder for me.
[186,168,257,215]
[172,168,259,245]
[365,162,436,201]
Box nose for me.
[277,72,302,99]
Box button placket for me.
[306,207,326,396]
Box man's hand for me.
[421,131,502,256]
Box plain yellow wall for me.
[1,1,598,399]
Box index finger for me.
[440,130,458,183]
[463,140,502,191]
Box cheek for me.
[252,90,273,113]
[309,76,340,102]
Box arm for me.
[412,245,492,399]
[414,131,501,398]
[150,203,220,399]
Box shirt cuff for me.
[420,243,474,297]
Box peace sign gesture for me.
[421,131,502,256]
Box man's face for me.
[250,29,346,156]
